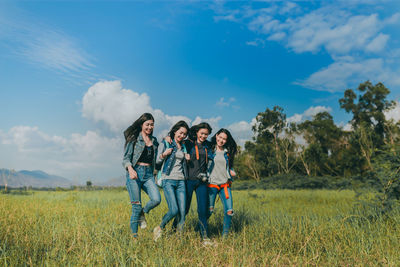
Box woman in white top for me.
[207,128,237,238]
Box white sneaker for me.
[153,226,162,241]
[202,238,216,247]
[139,212,147,229]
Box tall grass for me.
[1,189,399,265]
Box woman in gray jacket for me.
[122,113,161,238]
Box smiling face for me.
[196,128,209,143]
[216,132,228,148]
[141,119,154,135]
[174,127,188,143]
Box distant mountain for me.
[0,169,72,188]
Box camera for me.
[198,172,208,183]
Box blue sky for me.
[1,1,399,183]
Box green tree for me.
[252,106,287,175]
[339,81,394,148]
[297,112,344,176]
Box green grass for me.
[1,189,399,266]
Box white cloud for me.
[296,57,400,92]
[246,6,393,55]
[0,126,122,182]
[82,80,152,133]
[287,106,332,124]
[226,118,257,147]
[192,116,222,133]
[215,97,236,108]
[385,12,400,24]
[246,38,266,47]
[385,101,400,122]
[214,13,239,22]
[289,12,387,54]
[0,11,94,74]
[267,32,286,41]
[81,80,193,140]
[213,3,400,93]
[279,2,300,15]
[365,33,390,52]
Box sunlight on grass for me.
[1,189,399,265]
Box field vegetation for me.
[1,189,399,266]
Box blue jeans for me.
[185,179,209,238]
[160,179,186,232]
[208,186,233,237]
[126,165,161,235]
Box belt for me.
[208,181,232,199]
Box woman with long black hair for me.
[122,113,161,238]
[153,120,190,241]
[207,128,237,238]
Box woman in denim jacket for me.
[122,113,161,238]
[207,128,237,238]
[153,120,190,241]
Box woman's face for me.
[197,128,209,143]
[141,120,154,135]
[174,127,188,143]
[216,132,228,148]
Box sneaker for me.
[153,226,162,241]
[139,212,147,229]
[202,238,216,247]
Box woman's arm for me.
[127,165,138,179]
[122,142,138,179]
[156,141,173,165]
[122,142,134,169]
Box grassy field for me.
[1,189,399,266]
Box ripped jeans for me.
[126,165,161,235]
[208,186,233,237]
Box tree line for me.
[235,81,400,194]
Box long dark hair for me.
[188,122,212,142]
[168,120,190,141]
[211,128,237,167]
[124,113,154,148]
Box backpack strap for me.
[194,142,208,163]
[182,143,187,154]
[156,140,172,188]
[164,140,171,149]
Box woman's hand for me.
[128,166,138,180]
[185,153,191,161]
[164,136,172,144]
[162,148,173,158]
[229,169,236,177]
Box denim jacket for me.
[207,149,234,181]
[156,140,188,178]
[122,133,159,171]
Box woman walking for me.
[122,113,161,238]
[183,122,212,244]
[153,121,190,241]
[207,128,237,238]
